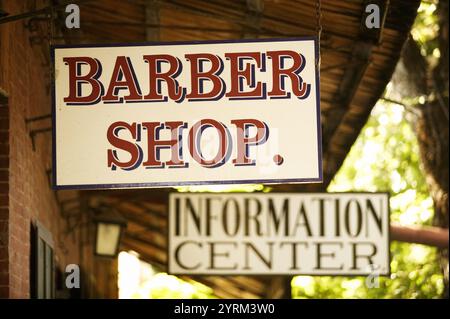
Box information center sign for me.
[169,193,390,275]
[53,38,321,189]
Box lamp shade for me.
[92,206,127,258]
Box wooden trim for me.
[35,220,54,248]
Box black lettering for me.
[207,242,238,270]
[174,241,202,270]
[244,198,262,236]
[291,203,312,236]
[243,242,274,270]
[351,242,378,270]
[267,198,289,236]
[222,198,241,236]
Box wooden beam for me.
[391,224,449,249]
[121,210,166,235]
[243,0,264,38]
[179,276,239,299]
[0,0,93,25]
[83,188,171,204]
[125,221,167,249]
[145,0,160,41]
[322,41,373,151]
[117,202,167,228]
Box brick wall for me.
[0,94,9,298]
[0,0,82,298]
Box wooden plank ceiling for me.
[54,0,420,298]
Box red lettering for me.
[185,54,224,101]
[107,121,141,170]
[267,50,310,99]
[225,52,264,99]
[231,119,268,166]
[103,56,142,102]
[63,57,103,105]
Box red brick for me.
[0,272,8,286]
[0,246,7,260]
[0,4,87,298]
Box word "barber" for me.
[63,50,311,104]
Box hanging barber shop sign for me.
[52,38,321,189]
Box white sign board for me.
[169,193,390,275]
[52,38,321,189]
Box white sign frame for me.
[52,38,322,189]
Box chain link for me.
[315,0,322,68]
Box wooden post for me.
[145,0,160,41]
[265,276,292,299]
[390,224,449,248]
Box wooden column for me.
[390,224,449,249]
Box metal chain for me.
[315,0,322,69]
[48,6,55,85]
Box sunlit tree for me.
[292,1,447,298]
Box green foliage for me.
[292,102,444,299]
[411,0,440,60]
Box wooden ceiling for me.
[50,0,421,298]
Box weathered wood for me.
[265,277,292,299]
[243,0,264,39]
[390,224,449,249]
